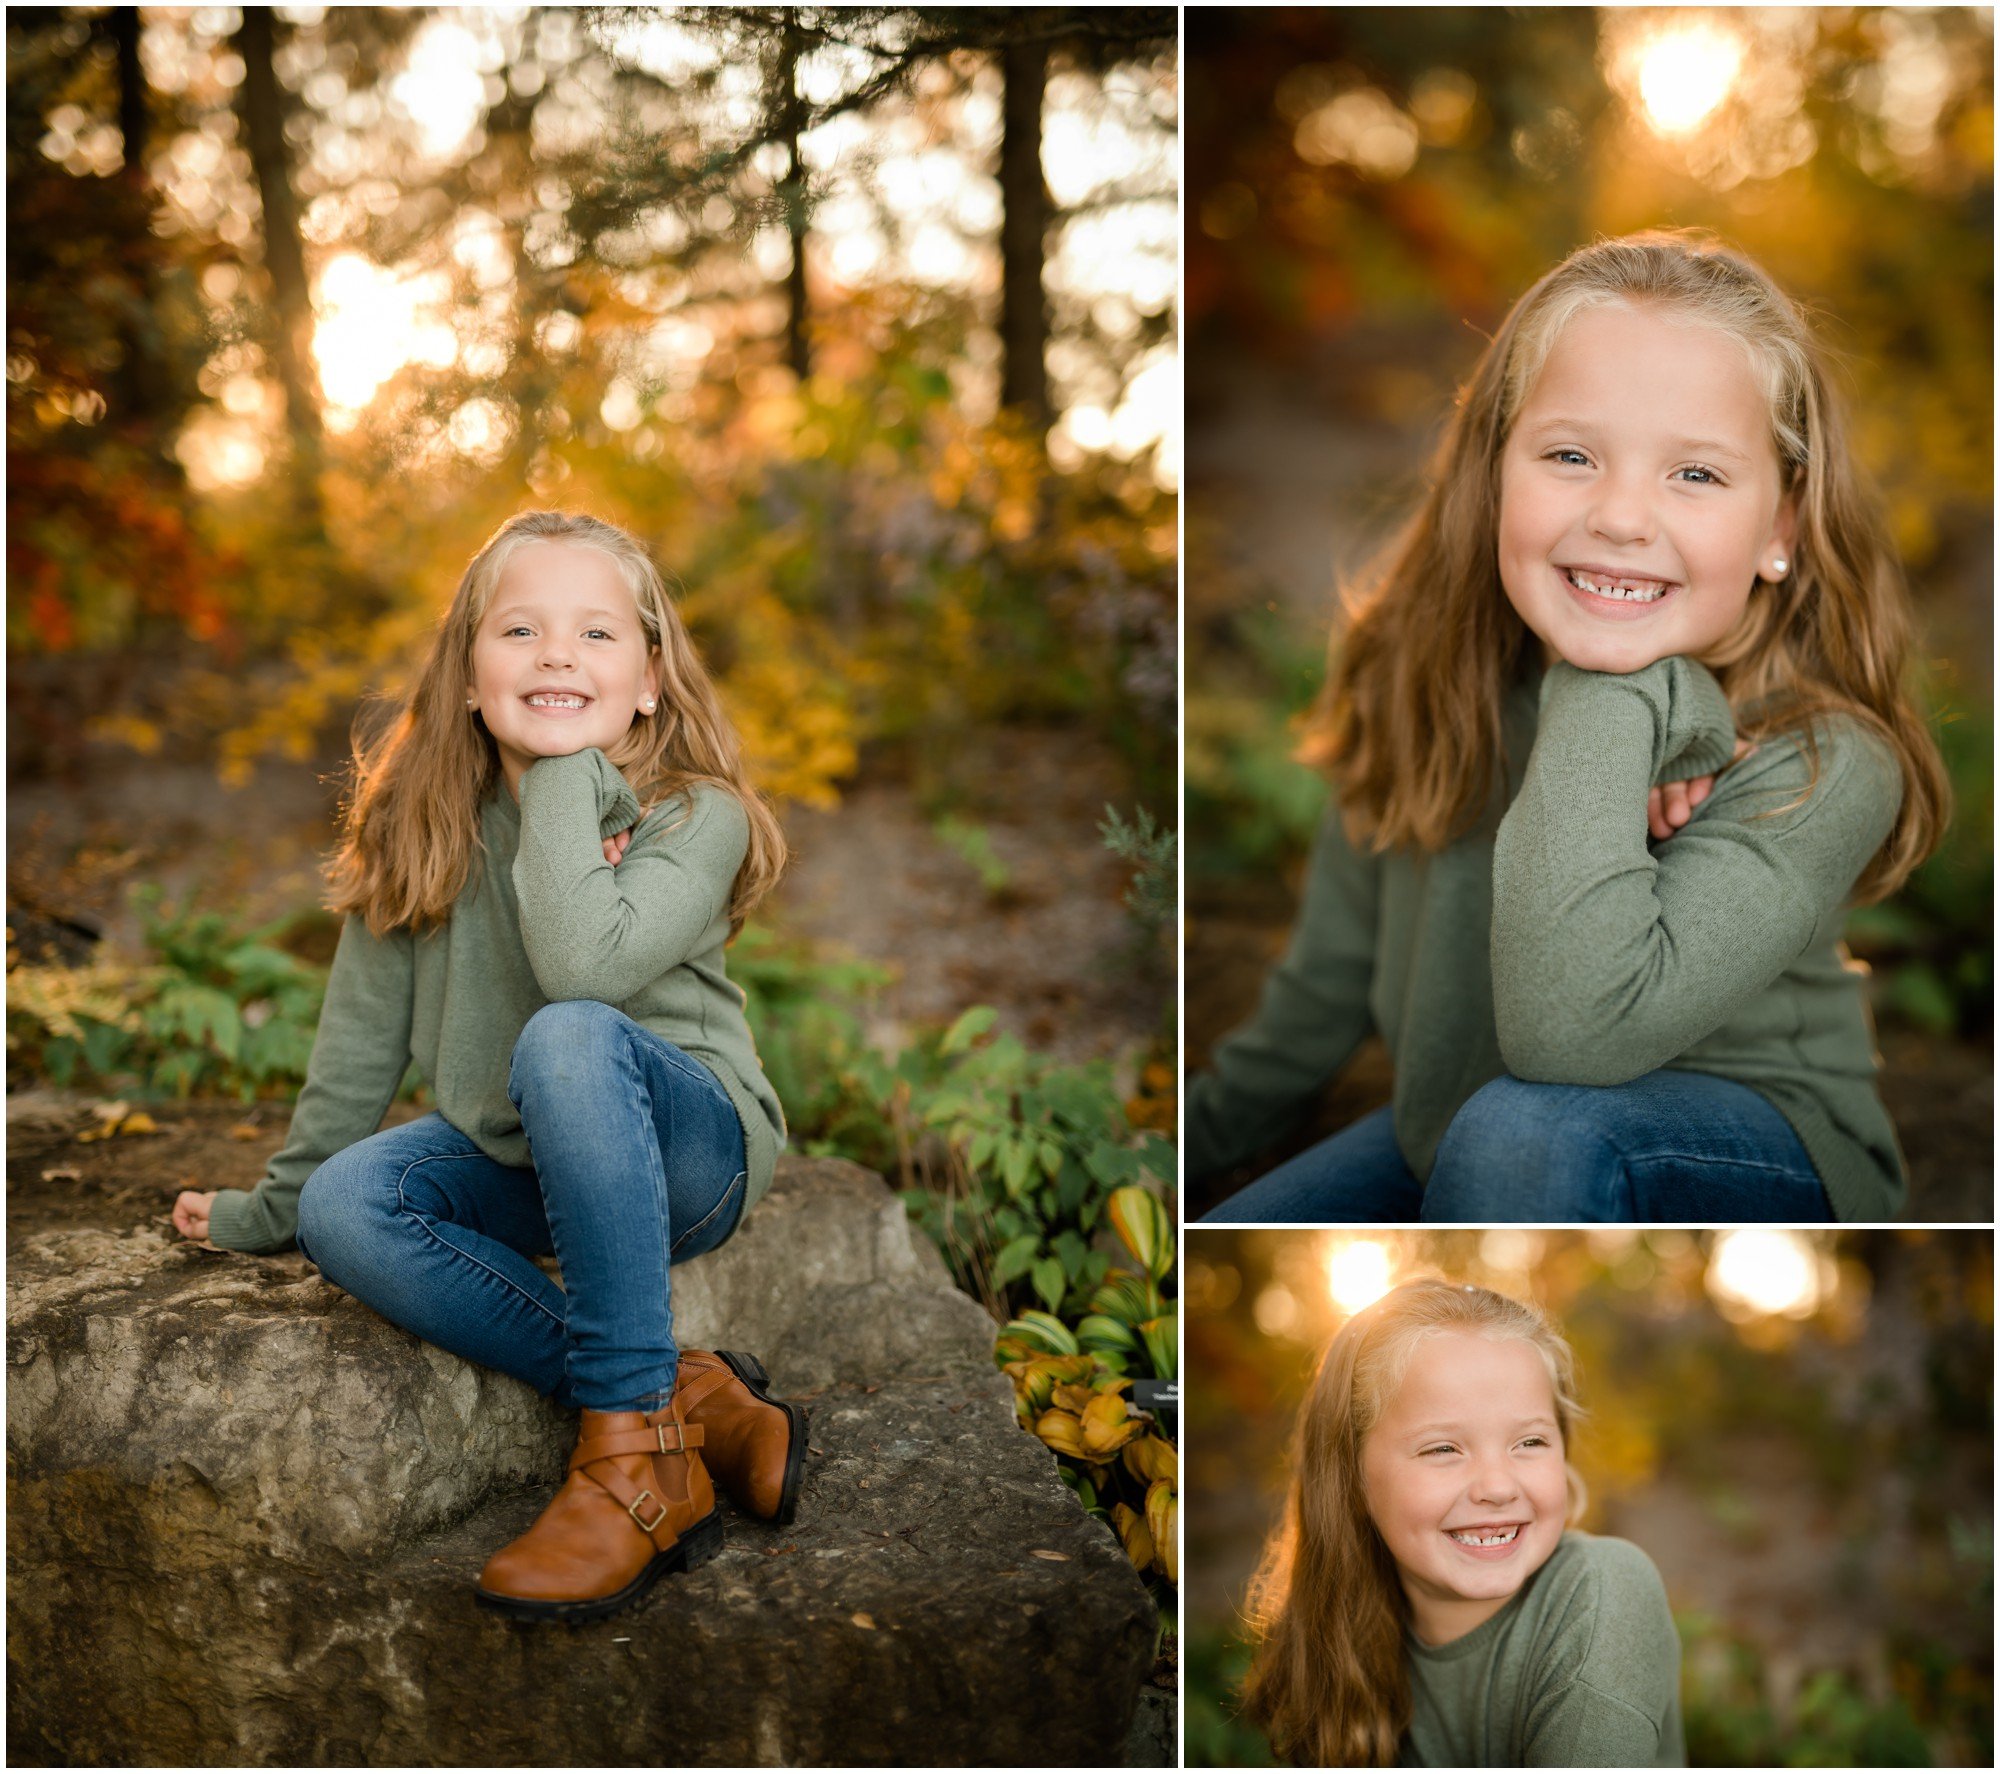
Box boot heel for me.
[718,1348,770,1393]
[675,1509,725,1572]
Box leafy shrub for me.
[6,884,346,1102]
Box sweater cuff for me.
[522,746,643,839]
[207,1187,289,1254]
[1540,658,1738,785]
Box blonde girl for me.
[1194,231,1948,1223]
[1241,1278,1683,1767]
[169,510,804,1622]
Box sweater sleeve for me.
[1186,799,1378,1179]
[206,914,416,1254]
[1491,658,1900,1085]
[513,748,747,1003]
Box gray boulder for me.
[8,1155,1158,1766]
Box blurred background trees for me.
[7,5,1178,1102]
[1183,6,1992,1209]
[1184,1229,1994,1768]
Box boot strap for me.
[674,1364,737,1413]
[577,1460,687,1554]
[570,1422,705,1469]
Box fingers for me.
[1647,786,1670,841]
[601,825,636,865]
[1687,774,1715,808]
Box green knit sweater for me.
[1400,1531,1686,1767]
[1188,657,1907,1220]
[207,747,786,1254]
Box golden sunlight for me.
[1632,19,1744,137]
[311,254,457,414]
[1705,1229,1825,1321]
[1327,1238,1395,1317]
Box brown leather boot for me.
[474,1394,722,1622]
[675,1349,806,1525]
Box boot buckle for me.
[628,1489,668,1533]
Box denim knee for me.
[294,1149,399,1279]
[508,998,624,1106]
[1424,1076,1621,1220]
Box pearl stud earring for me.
[1771,557,1788,576]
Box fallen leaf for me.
[40,1167,82,1183]
[1030,1550,1069,1562]
[117,1112,159,1136]
[228,1123,262,1141]
[850,1613,876,1630]
[90,1100,131,1124]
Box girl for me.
[1193,231,1948,1224]
[169,509,804,1622]
[1240,1278,1683,1767]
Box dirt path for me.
[7,723,1164,1082]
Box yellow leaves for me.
[81,711,164,756]
[1145,1478,1178,1584]
[1111,1501,1155,1570]
[1077,1390,1146,1460]
[6,960,159,1045]
[1123,1434,1177,1489]
[76,1101,162,1141]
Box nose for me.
[1587,464,1656,547]
[1466,1457,1520,1508]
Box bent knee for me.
[1426,1076,1623,1218]
[295,1153,396,1272]
[509,999,625,1099]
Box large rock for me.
[8,1156,1158,1766]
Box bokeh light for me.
[1326,1238,1395,1316]
[1706,1228,1828,1321]
[1633,19,1744,136]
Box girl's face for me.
[1496,302,1797,676]
[1360,1329,1570,1647]
[467,541,661,800]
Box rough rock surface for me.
[8,1155,1157,1766]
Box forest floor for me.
[5,720,1162,1068]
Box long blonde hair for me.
[1240,1278,1587,1768]
[325,510,787,937]
[1300,229,1947,904]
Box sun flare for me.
[1632,21,1744,136]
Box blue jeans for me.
[1199,1070,1834,1223]
[294,1000,748,1411]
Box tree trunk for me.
[998,33,1049,426]
[108,5,175,460]
[777,15,810,381]
[232,6,324,523]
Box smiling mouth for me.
[1560,565,1677,605]
[523,694,592,714]
[1445,1524,1524,1547]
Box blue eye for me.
[1674,465,1721,485]
[1419,1444,1459,1457]
[1547,448,1591,467]
[503,626,615,639]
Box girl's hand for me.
[601,825,634,866]
[1648,738,1757,840]
[172,1189,217,1242]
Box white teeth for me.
[1447,1526,1522,1546]
[1567,568,1669,603]
[526,695,587,708]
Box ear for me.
[1763,489,1800,581]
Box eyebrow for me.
[1520,416,1754,468]
[492,606,626,623]
[1407,1416,1558,1437]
